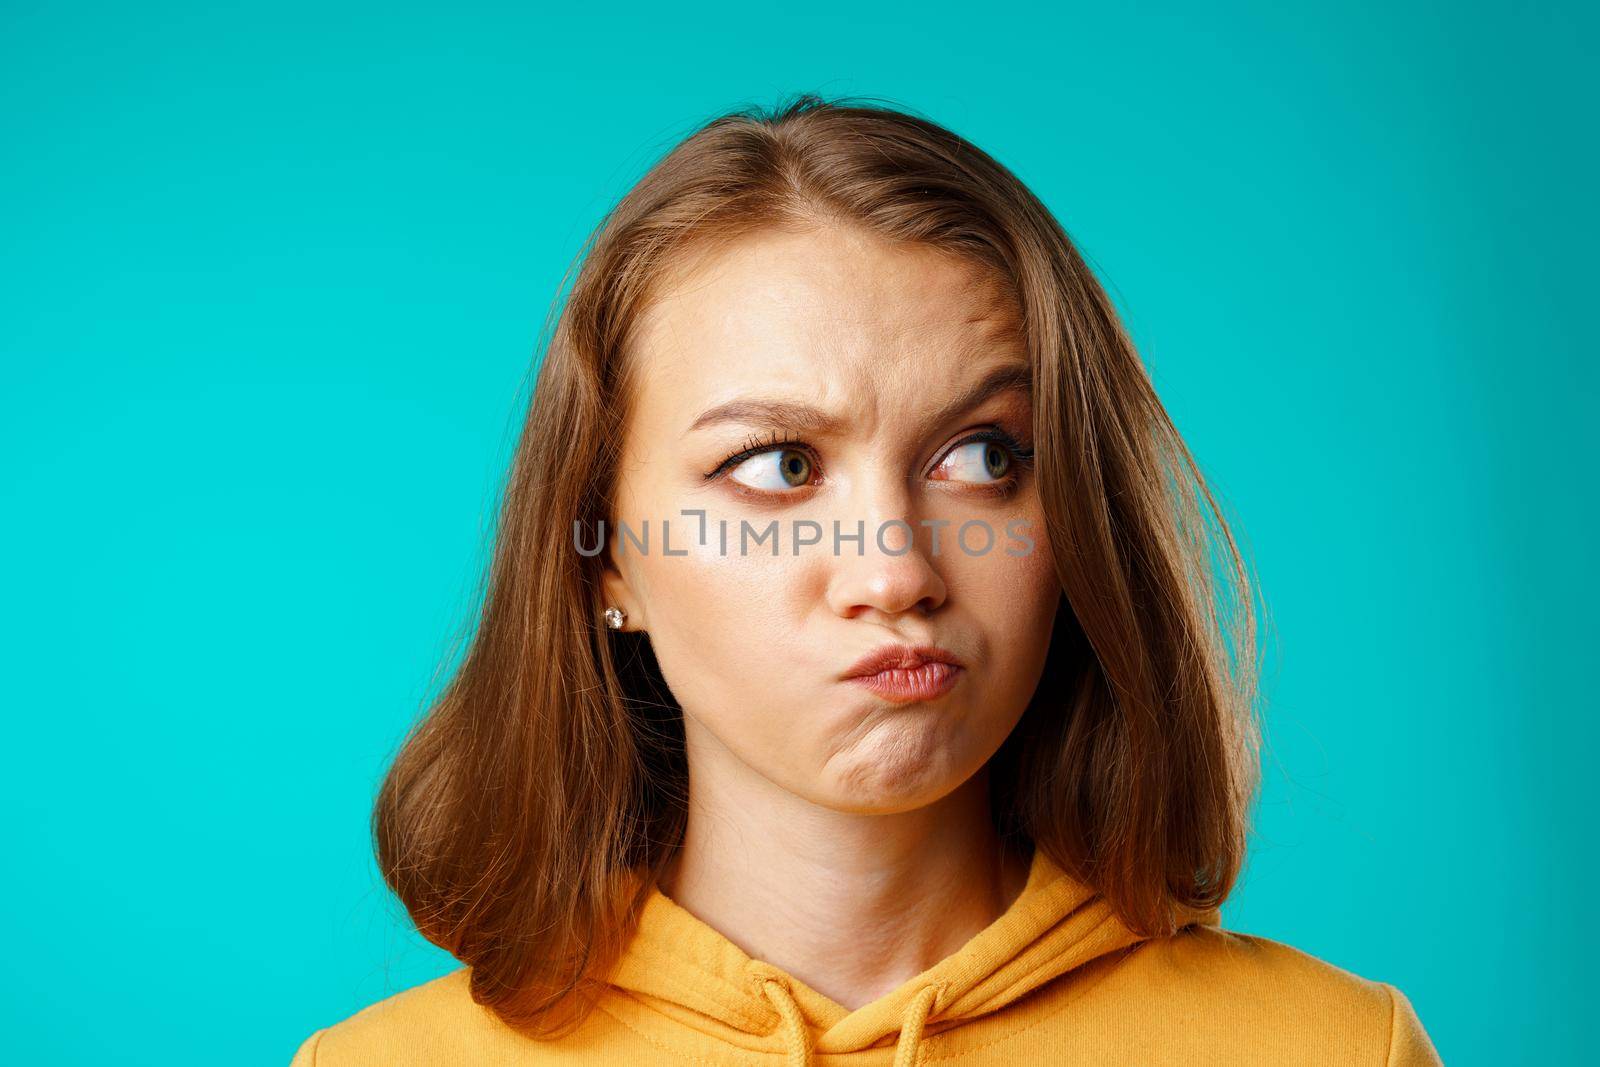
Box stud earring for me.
[603,606,627,631]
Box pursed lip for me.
[841,642,965,679]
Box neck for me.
[657,758,1032,1012]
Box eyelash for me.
[702,427,1037,500]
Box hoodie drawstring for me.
[760,979,812,1067]
[893,983,939,1067]
[759,978,940,1067]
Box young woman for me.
[291,94,1442,1065]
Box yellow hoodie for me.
[291,844,1442,1065]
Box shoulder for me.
[1135,922,1386,996]
[1103,924,1441,1065]
[289,968,577,1067]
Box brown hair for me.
[373,92,1262,1037]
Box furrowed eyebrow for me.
[685,397,847,437]
[926,362,1033,428]
[684,362,1033,438]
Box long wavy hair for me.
[373,92,1264,1037]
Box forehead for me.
[626,226,1025,421]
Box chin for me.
[818,737,971,814]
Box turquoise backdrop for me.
[2,3,1591,1063]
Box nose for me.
[823,473,948,621]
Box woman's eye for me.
[930,439,1013,483]
[728,448,815,491]
[714,434,1027,495]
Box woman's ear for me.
[599,558,643,632]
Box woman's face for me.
[602,224,1060,814]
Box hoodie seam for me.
[623,937,775,1030]
[914,983,1074,1063]
[1381,982,1399,1067]
[915,942,1140,1062]
[298,1027,322,1066]
[596,992,774,1066]
[969,907,1123,1010]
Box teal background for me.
[2,2,1591,1063]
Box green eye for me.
[933,440,1012,483]
[729,448,814,491]
[985,442,1009,479]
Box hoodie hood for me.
[605,844,1222,1066]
